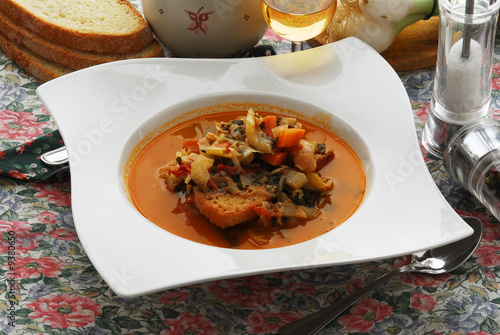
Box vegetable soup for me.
[127,110,365,249]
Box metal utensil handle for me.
[41,146,69,166]
[279,267,406,335]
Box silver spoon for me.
[280,217,483,335]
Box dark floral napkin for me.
[0,129,67,181]
[0,66,68,181]
[247,45,276,57]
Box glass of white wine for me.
[261,0,337,52]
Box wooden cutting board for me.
[309,16,439,72]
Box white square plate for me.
[37,38,472,297]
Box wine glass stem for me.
[291,41,303,53]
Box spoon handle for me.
[41,146,69,166]
[279,268,405,335]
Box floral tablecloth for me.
[1,2,500,335]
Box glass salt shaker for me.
[422,0,500,157]
[444,118,500,221]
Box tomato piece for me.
[259,151,288,166]
[276,128,305,148]
[207,179,218,190]
[242,166,259,174]
[216,142,231,153]
[217,164,238,176]
[254,206,274,218]
[170,164,191,177]
[182,139,199,153]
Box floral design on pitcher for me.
[185,7,214,34]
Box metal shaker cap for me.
[443,118,500,188]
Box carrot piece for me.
[276,128,305,148]
[259,151,288,166]
[261,115,277,138]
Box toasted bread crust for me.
[0,10,163,70]
[0,31,71,82]
[0,0,154,54]
[194,187,271,229]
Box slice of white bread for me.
[0,0,154,54]
[0,8,164,70]
[0,31,71,82]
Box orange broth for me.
[127,112,365,249]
